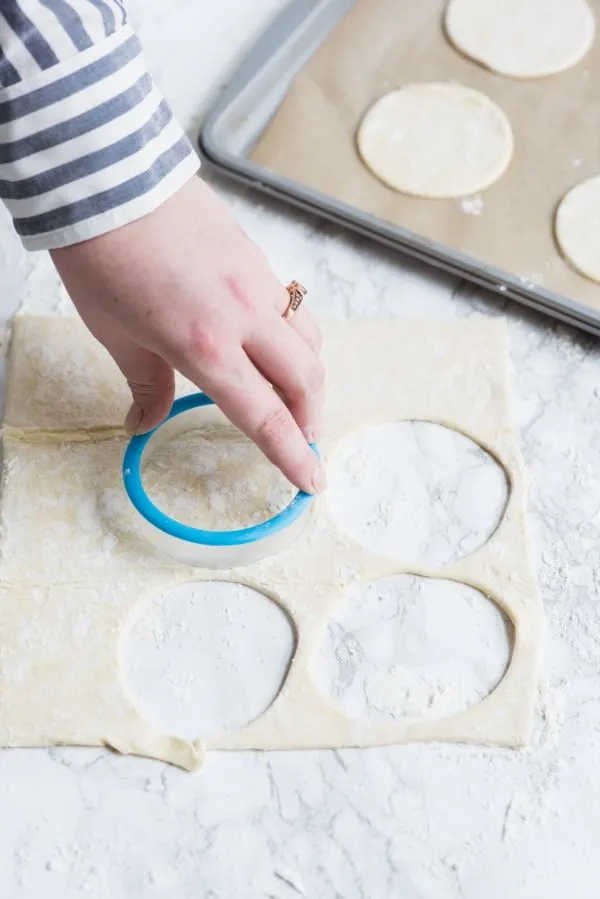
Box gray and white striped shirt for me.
[0,0,199,250]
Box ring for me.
[283,281,307,320]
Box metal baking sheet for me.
[198,0,600,337]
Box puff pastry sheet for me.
[0,316,542,770]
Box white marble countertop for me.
[2,2,600,897]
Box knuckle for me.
[182,323,224,369]
[256,405,292,447]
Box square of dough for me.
[0,439,157,584]
[4,316,129,433]
[4,316,196,435]
[0,316,542,771]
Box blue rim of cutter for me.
[122,392,317,547]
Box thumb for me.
[104,335,175,434]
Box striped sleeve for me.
[0,1,200,250]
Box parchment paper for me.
[252,0,600,311]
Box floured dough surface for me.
[555,175,600,283]
[145,425,295,529]
[0,316,542,770]
[357,83,513,198]
[4,316,196,437]
[445,0,595,79]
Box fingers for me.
[287,306,322,354]
[274,283,322,354]
[182,347,326,494]
[124,357,175,434]
[99,330,175,434]
[245,317,325,443]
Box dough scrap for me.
[555,174,600,283]
[357,83,513,198]
[445,0,595,79]
[0,316,542,770]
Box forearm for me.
[0,0,199,250]
[3,3,325,493]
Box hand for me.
[50,177,326,494]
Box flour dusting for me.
[143,423,296,530]
[318,573,512,722]
[124,581,294,739]
[327,421,508,566]
[460,194,484,215]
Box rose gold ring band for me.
[283,281,307,320]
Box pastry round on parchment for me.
[357,82,513,199]
[445,0,595,79]
[555,175,600,283]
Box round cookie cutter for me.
[122,392,317,569]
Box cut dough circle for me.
[555,174,600,283]
[124,581,294,740]
[327,421,508,566]
[318,575,512,723]
[357,83,513,199]
[445,0,595,79]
